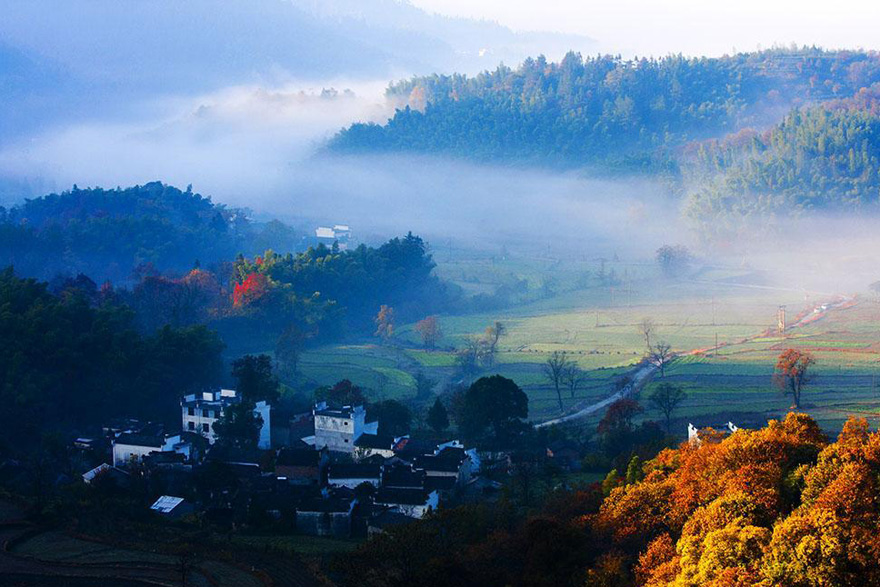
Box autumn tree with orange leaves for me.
[414,315,442,350]
[774,349,815,409]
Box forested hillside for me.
[0,182,302,282]
[332,49,880,168]
[685,86,880,240]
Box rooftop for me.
[382,464,425,489]
[424,476,457,492]
[150,495,185,514]
[413,455,462,473]
[298,497,354,514]
[328,464,382,479]
[376,488,432,506]
[314,404,363,418]
[114,433,164,448]
[276,448,320,468]
[354,433,395,450]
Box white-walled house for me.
[327,463,382,489]
[111,431,202,467]
[375,488,439,519]
[312,402,378,453]
[181,389,271,449]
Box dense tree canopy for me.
[332,49,880,169]
[686,87,880,241]
[0,267,224,451]
[0,182,302,282]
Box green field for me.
[286,253,880,432]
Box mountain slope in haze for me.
[685,85,880,241]
[0,0,593,142]
[331,49,880,169]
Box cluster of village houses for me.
[76,389,509,538]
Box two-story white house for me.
[181,389,271,450]
[311,402,378,453]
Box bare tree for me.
[562,362,587,399]
[543,351,573,412]
[638,318,655,352]
[648,382,687,432]
[649,341,674,377]
[275,324,308,379]
[455,335,485,383]
[483,321,507,367]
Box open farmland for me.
[291,254,863,425]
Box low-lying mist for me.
[2,78,879,296]
[0,79,684,256]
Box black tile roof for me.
[328,464,381,479]
[354,433,394,450]
[413,455,462,473]
[424,476,457,492]
[114,433,163,448]
[276,448,319,467]
[382,465,425,489]
[298,497,354,513]
[376,488,432,506]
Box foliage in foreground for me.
[344,413,880,586]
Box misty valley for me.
[3,2,880,586]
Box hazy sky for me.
[410,0,880,57]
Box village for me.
[72,387,516,539]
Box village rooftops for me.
[435,446,467,462]
[328,464,382,480]
[424,476,457,492]
[412,455,462,474]
[382,464,426,489]
[114,433,164,449]
[276,448,321,468]
[375,487,432,506]
[298,496,355,514]
[354,433,395,450]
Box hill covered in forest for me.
[0,182,302,282]
[685,86,880,241]
[331,48,880,169]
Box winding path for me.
[534,293,855,429]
